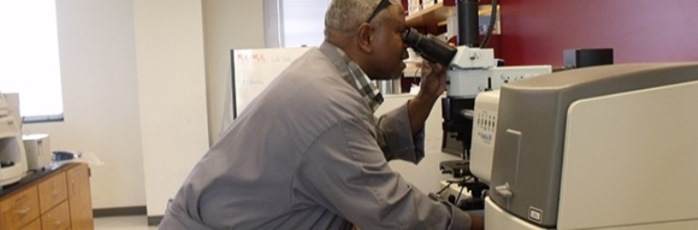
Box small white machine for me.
[469,63,698,229]
[468,90,500,184]
[23,134,52,171]
[0,93,28,187]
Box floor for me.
[94,215,158,230]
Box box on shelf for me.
[407,0,422,15]
[422,0,435,8]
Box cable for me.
[436,180,455,195]
[454,180,466,206]
[480,0,499,49]
[429,180,456,201]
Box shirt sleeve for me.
[293,116,472,229]
[375,101,425,164]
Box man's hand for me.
[418,60,447,99]
[406,60,447,136]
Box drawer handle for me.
[54,219,64,226]
[16,207,31,218]
[53,189,60,197]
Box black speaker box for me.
[564,48,614,68]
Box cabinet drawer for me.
[66,164,94,229]
[21,217,42,230]
[0,186,40,229]
[41,201,71,230]
[38,172,68,214]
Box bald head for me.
[323,0,408,80]
[324,0,401,39]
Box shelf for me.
[405,2,455,27]
[406,2,501,35]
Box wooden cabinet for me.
[21,218,42,230]
[0,187,40,229]
[38,173,67,214]
[66,164,93,229]
[0,163,93,230]
[41,201,70,230]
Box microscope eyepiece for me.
[403,28,457,66]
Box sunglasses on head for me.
[366,0,391,23]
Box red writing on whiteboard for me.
[236,53,296,63]
[236,54,267,63]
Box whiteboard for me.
[230,47,310,117]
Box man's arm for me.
[295,117,474,229]
[407,61,446,136]
[373,61,445,163]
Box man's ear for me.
[356,23,373,53]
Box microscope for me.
[404,28,494,210]
[403,4,551,209]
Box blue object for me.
[53,151,77,161]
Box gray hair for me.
[324,0,398,36]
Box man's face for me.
[368,5,408,80]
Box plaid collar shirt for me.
[329,45,384,112]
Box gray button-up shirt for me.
[159,42,472,229]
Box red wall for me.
[498,0,698,66]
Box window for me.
[264,0,332,48]
[0,1,64,122]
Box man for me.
[159,0,483,229]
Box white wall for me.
[23,0,146,209]
[132,0,210,217]
[202,0,266,142]
[22,0,266,215]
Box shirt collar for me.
[320,41,384,112]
